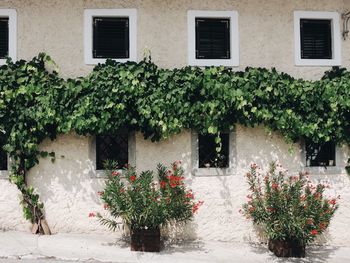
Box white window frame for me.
[191,130,236,177]
[0,9,17,65]
[84,9,137,65]
[0,155,9,179]
[294,11,341,66]
[187,10,239,67]
[300,139,345,175]
[89,132,136,178]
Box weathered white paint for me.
[0,0,350,246]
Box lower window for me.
[0,136,7,170]
[96,133,128,170]
[198,133,229,168]
[305,141,336,167]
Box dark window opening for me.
[195,18,230,59]
[93,17,129,59]
[0,135,7,170]
[300,19,332,59]
[96,133,128,170]
[199,133,229,168]
[306,141,336,167]
[0,18,9,59]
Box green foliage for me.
[242,163,338,244]
[96,161,201,231]
[0,53,349,225]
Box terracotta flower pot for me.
[268,239,305,258]
[130,228,161,252]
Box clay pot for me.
[268,239,305,258]
[130,228,161,252]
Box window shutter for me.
[195,18,230,59]
[93,17,129,59]
[0,18,9,59]
[300,19,332,59]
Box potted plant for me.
[91,161,203,252]
[346,158,350,176]
[241,162,338,258]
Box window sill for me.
[302,166,344,175]
[295,58,341,67]
[188,58,238,67]
[193,167,234,177]
[89,169,125,178]
[0,170,9,179]
[85,57,135,65]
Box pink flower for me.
[88,212,96,218]
[112,171,120,177]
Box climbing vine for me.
[0,53,349,233]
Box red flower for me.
[112,171,120,177]
[192,201,204,213]
[130,175,136,182]
[185,191,194,199]
[88,212,96,218]
[160,181,167,189]
[271,183,278,189]
[319,222,327,230]
[103,204,109,210]
[97,191,104,196]
[329,199,337,205]
[311,229,318,235]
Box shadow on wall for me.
[27,133,107,233]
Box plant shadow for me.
[249,242,340,263]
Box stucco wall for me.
[0,0,350,245]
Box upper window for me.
[0,9,16,65]
[188,11,239,66]
[84,9,137,65]
[294,11,341,66]
[96,133,128,170]
[305,141,336,167]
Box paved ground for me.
[0,231,350,263]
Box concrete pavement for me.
[0,231,350,262]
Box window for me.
[0,9,16,65]
[96,133,128,170]
[93,17,129,59]
[84,9,137,64]
[191,131,235,176]
[305,141,336,167]
[188,10,239,66]
[195,18,230,60]
[0,135,7,170]
[198,133,229,168]
[294,11,341,66]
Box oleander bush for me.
[242,162,338,246]
[94,161,203,231]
